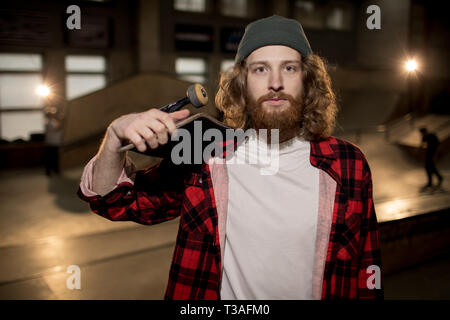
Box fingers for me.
[136,126,158,149]
[170,109,191,121]
[153,109,190,134]
[123,109,190,152]
[144,118,169,145]
[152,110,177,136]
[116,108,191,153]
[124,127,147,152]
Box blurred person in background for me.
[44,106,62,176]
[419,127,443,188]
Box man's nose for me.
[269,70,283,92]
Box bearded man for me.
[78,15,383,300]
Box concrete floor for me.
[383,252,450,300]
[0,223,177,299]
[0,132,449,299]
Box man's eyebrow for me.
[247,60,301,67]
[281,60,301,65]
[247,61,269,67]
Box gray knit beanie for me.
[235,15,312,64]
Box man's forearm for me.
[89,108,190,196]
[92,128,127,196]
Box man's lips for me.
[264,98,287,106]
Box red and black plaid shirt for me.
[78,136,383,299]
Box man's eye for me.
[254,66,266,73]
[285,65,297,72]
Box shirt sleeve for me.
[78,156,185,226]
[357,161,384,299]
[79,154,136,197]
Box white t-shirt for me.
[220,132,320,299]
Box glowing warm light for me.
[53,266,63,272]
[36,84,51,97]
[405,59,418,72]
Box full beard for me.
[246,91,303,144]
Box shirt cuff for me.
[79,154,136,197]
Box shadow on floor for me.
[47,174,89,214]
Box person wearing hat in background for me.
[78,15,383,300]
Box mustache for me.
[255,92,301,106]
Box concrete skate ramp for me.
[389,114,450,147]
[385,114,450,162]
[62,73,216,146]
[60,73,216,168]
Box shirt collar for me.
[310,138,337,160]
[216,134,341,185]
[309,137,342,186]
